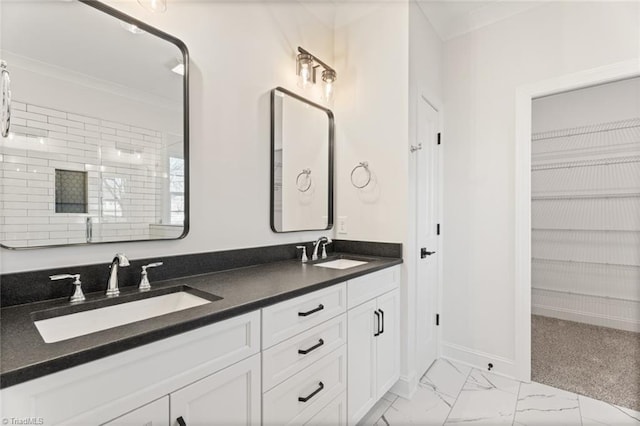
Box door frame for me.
[514,59,640,382]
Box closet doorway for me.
[530,77,640,411]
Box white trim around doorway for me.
[514,59,640,382]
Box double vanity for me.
[0,245,402,425]
[0,1,402,424]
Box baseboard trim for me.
[441,342,517,380]
[533,305,640,333]
[390,372,418,399]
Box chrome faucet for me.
[312,236,332,261]
[106,253,129,297]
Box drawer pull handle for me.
[298,338,325,355]
[379,309,384,335]
[176,416,187,426]
[374,310,381,336]
[298,303,324,317]
[298,381,324,402]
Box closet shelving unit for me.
[531,118,640,331]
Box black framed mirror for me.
[270,87,333,233]
[0,0,189,248]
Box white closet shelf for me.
[531,155,640,171]
[532,192,640,201]
[532,287,640,303]
[533,257,640,269]
[532,118,640,141]
[532,228,640,233]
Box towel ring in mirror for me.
[351,161,371,189]
[296,168,312,192]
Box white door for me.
[375,289,400,397]
[415,95,440,376]
[347,299,378,425]
[170,354,261,426]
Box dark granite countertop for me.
[0,253,401,389]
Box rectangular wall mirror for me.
[0,0,189,248]
[270,87,333,233]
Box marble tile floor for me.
[357,359,640,426]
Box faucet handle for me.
[114,253,130,267]
[321,243,328,259]
[139,262,163,291]
[50,274,85,303]
[296,246,308,263]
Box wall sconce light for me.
[296,46,337,102]
[137,0,167,13]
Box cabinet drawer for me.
[263,346,346,425]
[305,392,346,426]
[263,313,346,391]
[262,283,347,349]
[347,266,400,309]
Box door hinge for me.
[437,223,440,235]
[436,314,440,326]
[437,133,441,145]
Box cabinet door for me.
[305,392,347,426]
[375,289,400,398]
[170,353,260,426]
[101,397,169,426]
[347,299,377,425]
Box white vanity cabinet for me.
[102,332,261,426]
[261,283,348,426]
[101,397,169,426]
[346,266,400,425]
[0,311,261,426]
[169,353,261,426]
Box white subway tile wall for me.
[0,101,171,247]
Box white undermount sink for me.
[313,259,368,270]
[34,290,214,343]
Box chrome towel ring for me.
[296,168,312,192]
[351,161,371,189]
[1,60,11,138]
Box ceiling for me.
[416,0,547,41]
[299,0,547,40]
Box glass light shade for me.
[322,69,336,102]
[137,0,167,13]
[297,53,314,89]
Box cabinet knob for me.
[176,416,186,426]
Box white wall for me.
[442,1,640,375]
[333,3,409,244]
[531,78,640,332]
[0,1,335,273]
[333,1,414,394]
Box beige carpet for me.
[532,315,640,411]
